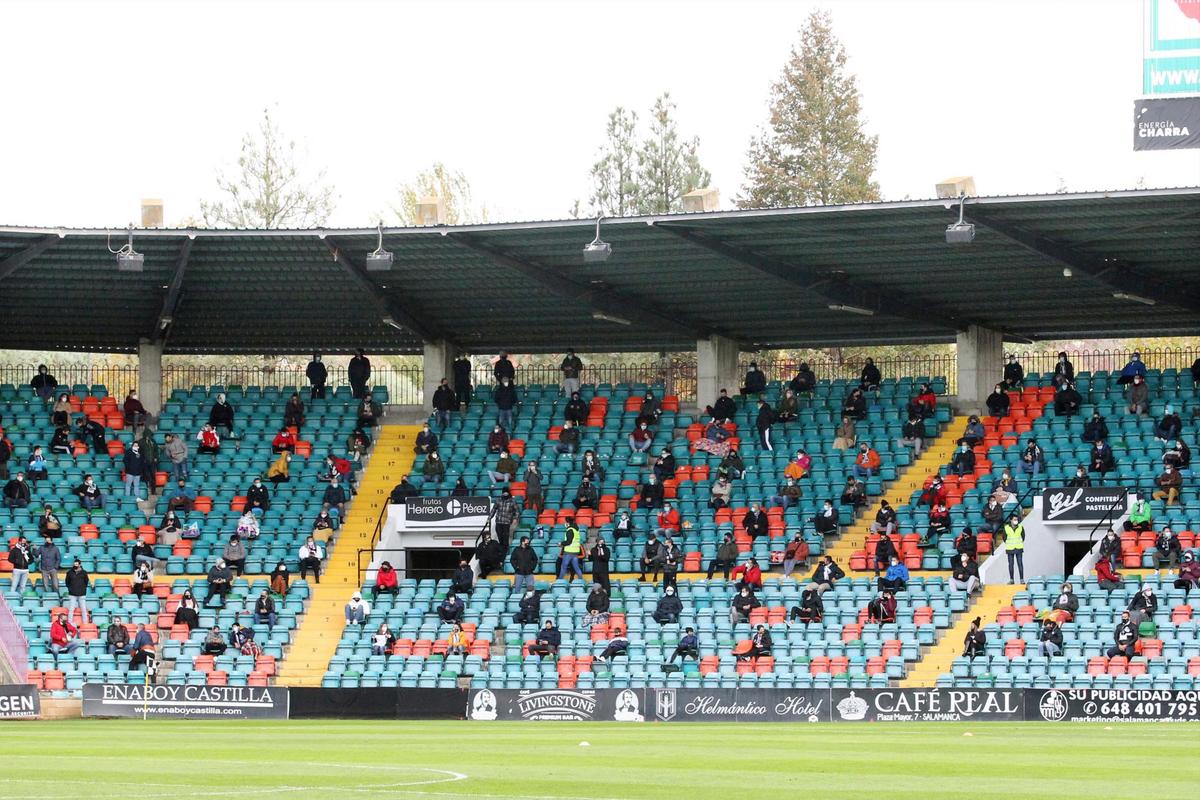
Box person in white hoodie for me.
[344,592,371,625]
[298,537,324,583]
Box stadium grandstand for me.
[1,187,1199,709]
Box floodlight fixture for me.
[583,217,611,263]
[109,226,144,271]
[366,223,394,271]
[945,195,975,244]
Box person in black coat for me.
[476,533,503,578]
[985,384,1010,419]
[859,359,881,391]
[513,589,542,625]
[789,588,824,624]
[710,389,737,423]
[755,399,775,451]
[77,417,106,454]
[431,379,458,430]
[873,534,896,576]
[451,559,474,595]
[305,353,328,399]
[493,352,516,384]
[528,620,560,659]
[1107,610,1138,659]
[842,389,867,421]
[742,504,769,540]
[639,475,664,510]
[652,586,683,624]
[741,363,767,396]
[1054,382,1083,417]
[348,349,371,399]
[813,500,839,536]
[389,476,418,504]
[246,477,271,517]
[1003,355,1025,391]
[955,527,978,559]
[208,394,235,438]
[588,539,611,593]
[494,379,518,429]
[1081,413,1109,443]
[950,440,976,477]
[963,617,987,658]
[791,363,816,394]
[452,354,473,409]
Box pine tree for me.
[739,11,880,208]
[635,93,710,214]
[589,107,641,216]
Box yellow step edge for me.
[899,583,1022,687]
[275,423,422,687]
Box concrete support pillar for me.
[696,335,739,412]
[422,340,454,409]
[137,338,163,416]
[955,325,1003,412]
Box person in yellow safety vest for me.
[1003,514,1025,584]
[558,519,585,582]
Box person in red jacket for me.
[731,558,763,591]
[123,391,148,427]
[1095,557,1123,591]
[371,561,399,601]
[653,503,681,537]
[272,427,297,454]
[910,383,937,419]
[49,613,80,654]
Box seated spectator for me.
[923,502,950,546]
[1045,581,1078,623]
[487,450,518,485]
[1127,375,1149,416]
[1067,466,1091,487]
[51,393,73,427]
[389,475,419,504]
[243,476,270,518]
[1174,551,1200,598]
[35,506,61,540]
[298,537,324,583]
[728,586,760,625]
[669,627,699,663]
[73,475,104,511]
[372,561,399,600]
[790,362,816,394]
[652,586,682,624]
[486,424,510,455]
[49,613,80,655]
[555,420,581,455]
[356,394,382,429]
[196,424,220,455]
[636,391,661,427]
[742,503,769,540]
[1095,555,1123,591]
[867,591,897,624]
[985,384,1010,419]
[768,477,801,509]
[706,533,738,581]
[731,558,763,591]
[710,476,733,509]
[1053,381,1083,417]
[254,590,277,630]
[270,561,290,596]
[106,616,131,655]
[422,451,445,483]
[628,421,653,453]
[414,423,438,455]
[230,622,261,658]
[312,509,336,540]
[202,626,227,656]
[1107,610,1138,659]
[739,624,773,660]
[775,388,798,423]
[157,510,183,546]
[831,415,856,451]
[528,620,560,659]
[718,447,745,481]
[167,479,196,511]
[950,440,976,477]
[48,425,72,456]
[839,476,866,507]
[784,449,811,481]
[963,617,986,659]
[128,624,157,671]
[580,450,605,483]
[955,527,978,560]
[205,559,233,608]
[842,388,867,420]
[782,533,810,577]
[852,443,880,478]
[222,534,247,576]
[961,415,985,446]
[910,383,937,419]
[131,561,154,597]
[563,391,588,426]
[283,392,306,429]
[572,477,598,511]
[1089,439,1116,475]
[1000,354,1025,390]
[788,588,824,625]
[1155,527,1182,569]
[344,592,371,625]
[31,365,58,402]
[877,556,909,592]
[1038,619,1063,658]
[26,448,48,488]
[1124,496,1152,532]
[1017,438,1045,479]
[991,470,1019,504]
[322,477,348,516]
[709,388,737,423]
[1081,412,1109,443]
[870,500,896,537]
[348,434,372,470]
[813,499,839,536]
[740,361,767,396]
[1117,351,1147,386]
[650,449,675,482]
[271,427,296,454]
[950,553,980,594]
[1163,440,1191,472]
[638,474,664,510]
[451,559,474,595]
[371,623,396,656]
[638,533,665,582]
[1126,585,1157,626]
[437,591,465,623]
[859,358,881,391]
[584,584,610,627]
[654,503,681,538]
[807,556,845,595]
[513,588,541,625]
[596,627,629,662]
[1152,464,1182,505]
[447,623,469,655]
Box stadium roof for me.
[0,187,1197,355]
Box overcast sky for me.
[2,0,1198,228]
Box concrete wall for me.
[696,335,739,413]
[955,325,1003,413]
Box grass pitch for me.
[0,720,1195,799]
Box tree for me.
[200,108,336,228]
[588,107,641,217]
[738,10,880,208]
[389,162,487,226]
[635,93,710,214]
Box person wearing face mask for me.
[742,503,769,540]
[122,443,147,499]
[813,499,839,536]
[431,378,457,431]
[852,443,880,479]
[639,473,664,510]
[306,352,328,399]
[629,420,653,454]
[588,538,611,593]
[572,477,598,511]
[356,393,382,429]
[782,533,810,577]
[808,556,845,595]
[348,349,372,399]
[867,590,898,624]
[950,553,981,594]
[123,390,148,428]
[729,586,760,625]
[637,391,662,427]
[985,383,1010,420]
[414,423,439,456]
[312,508,336,541]
[1002,355,1025,392]
[1053,381,1082,417]
[694,416,732,457]
[1126,585,1157,626]
[1107,610,1138,659]
[963,617,987,659]
[492,351,515,384]
[1067,466,1091,488]
[452,353,473,410]
[877,557,909,593]
[1081,412,1109,443]
[1051,351,1075,389]
[562,390,589,427]
[298,537,324,583]
[236,509,260,540]
[767,476,800,509]
[494,377,517,430]
[271,427,297,454]
[207,393,235,441]
[555,420,581,455]
[283,392,306,430]
[48,423,72,457]
[521,460,543,513]
[245,476,270,518]
[422,451,445,484]
[1088,439,1116,476]
[961,415,985,447]
[707,533,739,581]
[25,447,48,489]
[1127,374,1149,417]
[1117,351,1147,386]
[1152,463,1182,505]
[31,364,58,402]
[222,534,247,576]
[719,446,745,481]
[1163,440,1191,473]
[1046,582,1078,624]
[950,439,976,477]
[513,589,541,626]
[1017,438,1045,480]
[1155,526,1183,570]
[510,536,539,595]
[487,450,518,486]
[979,496,1004,534]
[1002,514,1025,584]
[898,412,927,456]
[487,424,510,454]
[842,388,867,422]
[992,470,1019,504]
[755,398,775,451]
[652,586,683,625]
[51,393,73,428]
[1098,528,1123,572]
[72,473,104,511]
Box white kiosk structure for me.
[367,496,494,583]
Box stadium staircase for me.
[899,583,1019,687]
[277,424,420,686]
[821,416,969,571]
